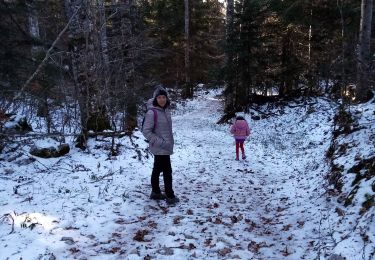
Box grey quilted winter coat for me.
[142,99,174,155]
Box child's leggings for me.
[235,140,245,159]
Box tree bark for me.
[97,0,110,87]
[26,0,40,55]
[225,0,235,113]
[307,7,313,95]
[337,0,347,97]
[184,0,191,98]
[124,2,139,135]
[357,0,373,102]
[64,0,95,149]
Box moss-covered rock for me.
[57,144,70,156]
[30,143,70,158]
[4,115,32,133]
[30,146,56,158]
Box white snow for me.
[0,88,374,259]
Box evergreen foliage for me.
[140,0,225,87]
[222,0,364,112]
[0,1,34,94]
[0,0,371,135]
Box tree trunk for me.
[280,27,293,97]
[124,2,138,135]
[64,0,95,149]
[27,0,40,55]
[225,0,235,113]
[307,7,313,95]
[98,0,110,87]
[357,0,373,102]
[27,1,53,133]
[184,0,192,98]
[236,0,248,108]
[337,0,347,98]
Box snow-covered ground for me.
[0,89,374,259]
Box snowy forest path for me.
[0,89,340,260]
[168,90,336,259]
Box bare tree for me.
[104,0,146,135]
[64,0,110,149]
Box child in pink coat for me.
[230,115,251,160]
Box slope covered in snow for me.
[0,88,373,259]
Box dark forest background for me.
[0,0,374,148]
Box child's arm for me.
[230,124,236,135]
[246,123,251,136]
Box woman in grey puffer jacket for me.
[142,87,179,204]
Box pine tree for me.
[139,0,224,91]
[224,0,265,112]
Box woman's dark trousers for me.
[152,155,175,198]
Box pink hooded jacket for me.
[230,119,251,140]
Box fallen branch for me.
[90,172,115,183]
[8,4,82,112]
[0,131,127,139]
[0,213,15,234]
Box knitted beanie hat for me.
[152,86,170,108]
[235,112,246,120]
[153,87,168,98]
